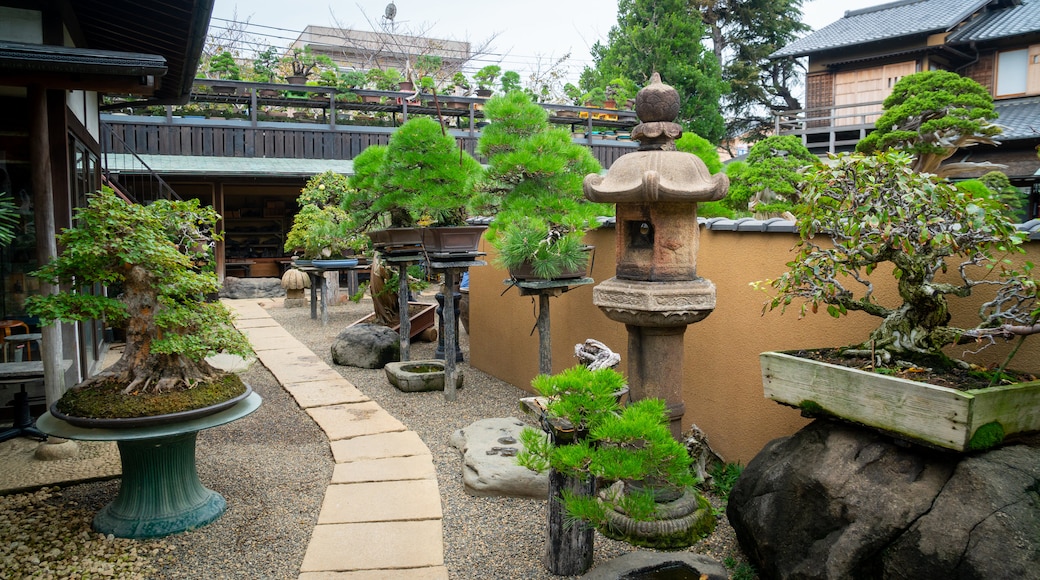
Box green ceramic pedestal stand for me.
[37,392,261,539]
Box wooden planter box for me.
[761,351,1040,452]
[348,302,435,341]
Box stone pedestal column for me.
[626,324,687,438]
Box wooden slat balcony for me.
[773,100,885,155]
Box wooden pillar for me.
[544,468,595,575]
[28,85,66,406]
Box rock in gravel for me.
[220,277,285,299]
[728,420,1040,580]
[330,323,400,368]
[582,551,729,580]
[450,417,548,499]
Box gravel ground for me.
[266,294,753,580]
[0,293,754,579]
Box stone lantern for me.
[281,268,311,307]
[583,72,728,437]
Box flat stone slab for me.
[307,402,406,441]
[450,417,548,499]
[230,317,280,329]
[583,552,729,580]
[300,520,444,572]
[243,331,309,352]
[298,567,449,579]
[284,379,369,408]
[318,480,442,523]
[330,431,431,464]
[332,455,436,484]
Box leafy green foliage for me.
[249,46,280,83]
[284,171,368,259]
[207,51,240,80]
[476,91,607,279]
[0,192,21,247]
[728,135,820,216]
[757,151,1040,365]
[856,71,1000,177]
[676,132,722,174]
[710,462,744,500]
[27,188,253,382]
[474,65,501,91]
[959,171,1027,222]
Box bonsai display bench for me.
[36,392,262,538]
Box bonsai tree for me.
[281,45,334,82]
[207,50,240,80]
[957,171,1027,222]
[284,171,368,259]
[474,65,501,94]
[605,77,638,107]
[581,87,607,108]
[758,150,1040,370]
[475,91,608,279]
[379,116,482,227]
[517,365,702,543]
[366,67,403,91]
[250,46,280,83]
[729,134,821,218]
[26,188,253,414]
[856,70,1002,178]
[450,72,470,96]
[500,70,522,95]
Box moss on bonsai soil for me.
[55,373,248,419]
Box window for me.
[996,45,1040,97]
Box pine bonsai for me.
[475,91,608,279]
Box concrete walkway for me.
[225,300,447,579]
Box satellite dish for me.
[384,2,397,21]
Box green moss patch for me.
[969,421,1005,451]
[56,374,247,419]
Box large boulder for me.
[449,417,548,499]
[330,323,400,368]
[221,277,285,299]
[728,420,1040,579]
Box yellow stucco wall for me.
[468,224,1040,464]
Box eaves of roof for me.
[772,0,990,59]
[947,0,1040,43]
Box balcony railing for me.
[774,100,885,154]
[100,79,640,168]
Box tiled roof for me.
[105,154,355,177]
[947,0,1040,43]
[994,96,1040,140]
[772,0,989,58]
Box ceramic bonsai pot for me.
[367,227,423,253]
[421,225,486,258]
[347,301,436,341]
[761,351,1040,452]
[49,384,254,429]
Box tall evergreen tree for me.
[589,0,728,143]
[693,0,809,146]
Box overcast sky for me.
[209,0,893,82]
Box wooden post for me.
[397,262,410,361]
[544,468,595,575]
[28,86,65,406]
[537,293,551,376]
[442,268,458,402]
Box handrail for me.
[100,122,181,203]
